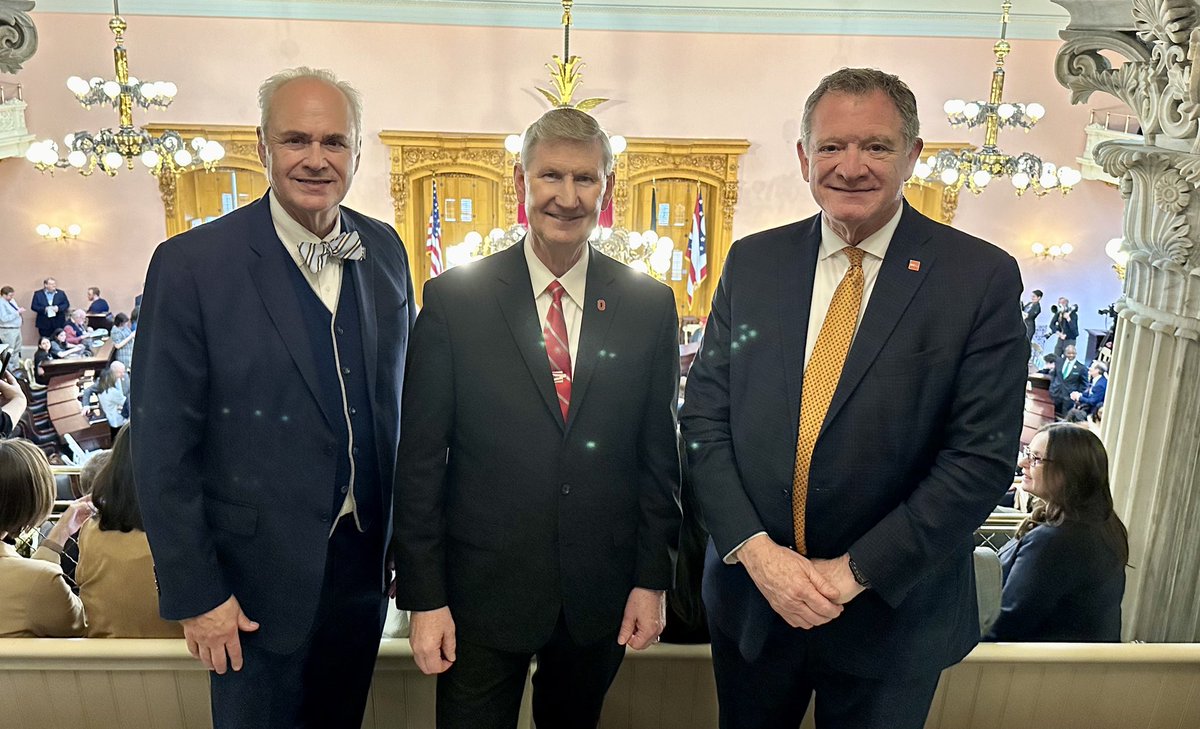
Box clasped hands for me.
[736,534,864,630]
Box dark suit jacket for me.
[1077,374,1107,412]
[1049,309,1079,340]
[1049,358,1087,402]
[985,521,1124,642]
[131,195,415,653]
[394,242,682,652]
[680,204,1028,678]
[1023,300,1040,339]
[31,290,69,334]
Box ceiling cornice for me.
[32,1,1073,40]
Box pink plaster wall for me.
[1,13,1125,346]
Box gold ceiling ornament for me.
[24,0,223,177]
[912,1,1082,196]
[535,0,608,111]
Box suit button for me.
[352,446,360,456]
[349,407,358,415]
[342,366,351,375]
[320,515,330,524]
[336,326,345,336]
[561,484,571,495]
[340,485,349,494]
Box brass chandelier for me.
[25,0,223,177]
[912,1,1081,196]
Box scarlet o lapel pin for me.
[908,260,921,271]
[597,299,607,311]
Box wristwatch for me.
[848,555,871,589]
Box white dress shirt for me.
[269,190,344,313]
[726,204,905,564]
[525,240,588,376]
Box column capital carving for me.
[0,0,37,74]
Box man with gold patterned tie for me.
[680,68,1029,728]
[132,67,415,728]
[395,107,681,729]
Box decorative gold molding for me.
[380,130,749,314]
[903,141,974,224]
[145,124,262,238]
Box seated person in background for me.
[1048,344,1086,417]
[78,450,112,495]
[0,438,93,637]
[32,337,53,385]
[95,362,129,430]
[1,370,27,438]
[77,425,183,638]
[1067,360,1108,423]
[85,287,110,316]
[49,327,85,360]
[1036,352,1056,375]
[64,309,94,348]
[984,423,1127,642]
[109,312,135,370]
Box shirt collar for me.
[524,239,589,307]
[818,203,904,263]
[268,189,342,250]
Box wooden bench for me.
[2,639,1196,728]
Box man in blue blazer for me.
[30,277,69,338]
[680,68,1028,728]
[132,68,415,728]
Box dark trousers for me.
[709,621,940,729]
[436,612,627,729]
[210,518,387,729]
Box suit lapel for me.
[342,211,380,411]
[781,218,822,417]
[493,242,564,430]
[823,205,934,434]
[246,196,339,432]
[566,249,620,436]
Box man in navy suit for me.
[1067,360,1107,420]
[680,68,1028,728]
[132,67,415,728]
[30,277,69,338]
[395,108,681,729]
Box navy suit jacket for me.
[1049,358,1087,401]
[131,195,415,653]
[680,204,1028,678]
[31,289,69,333]
[394,243,682,652]
[985,521,1124,642]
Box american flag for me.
[426,180,444,277]
[686,190,707,306]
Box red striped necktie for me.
[544,281,573,421]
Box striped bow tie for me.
[298,230,365,274]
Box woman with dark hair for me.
[32,336,53,385]
[985,423,1128,642]
[75,424,182,637]
[48,327,85,359]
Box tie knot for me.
[843,246,866,268]
[547,280,567,303]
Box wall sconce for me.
[1031,241,1072,260]
[36,223,81,241]
[1105,237,1128,280]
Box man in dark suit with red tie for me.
[132,68,415,728]
[395,107,682,729]
[680,68,1028,728]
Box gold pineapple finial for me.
[536,0,608,110]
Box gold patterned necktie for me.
[793,245,866,554]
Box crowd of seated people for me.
[985,423,1128,642]
[0,438,90,637]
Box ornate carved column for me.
[1054,0,1200,641]
[0,0,37,74]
